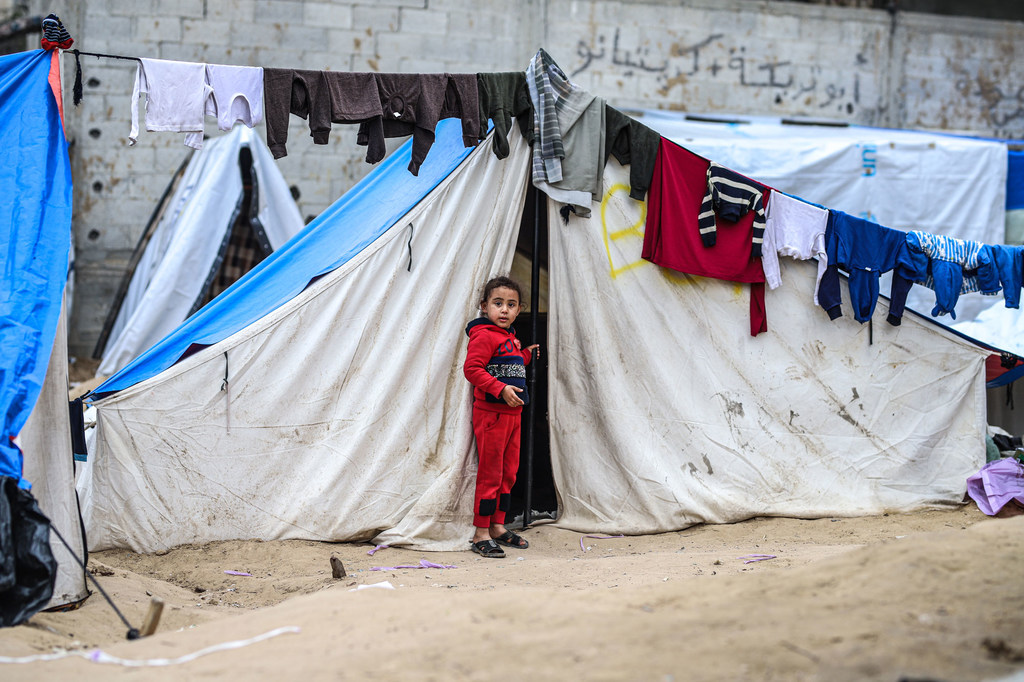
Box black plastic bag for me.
[0,475,57,627]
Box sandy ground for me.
[0,504,1022,681]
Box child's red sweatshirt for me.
[463,317,532,414]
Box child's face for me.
[481,286,521,329]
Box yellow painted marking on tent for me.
[601,183,647,279]
[661,268,696,286]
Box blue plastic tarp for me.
[0,50,73,487]
[93,118,476,398]
[1007,149,1024,210]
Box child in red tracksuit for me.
[463,276,538,558]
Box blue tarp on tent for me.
[1007,150,1024,210]
[93,118,476,398]
[0,50,73,488]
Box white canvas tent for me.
[552,160,986,531]
[79,114,990,553]
[96,125,304,376]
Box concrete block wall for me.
[14,0,1024,356]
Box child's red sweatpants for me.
[472,409,521,528]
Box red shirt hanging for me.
[641,138,769,336]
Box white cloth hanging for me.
[763,190,829,303]
[129,58,209,149]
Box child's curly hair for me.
[479,275,526,309]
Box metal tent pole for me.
[523,187,542,529]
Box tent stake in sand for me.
[138,597,164,637]
[330,555,346,579]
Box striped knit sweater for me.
[698,162,766,259]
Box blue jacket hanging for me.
[989,244,1023,309]
[818,211,927,325]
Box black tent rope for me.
[48,521,140,640]
[70,49,142,107]
[406,223,415,272]
[221,351,231,434]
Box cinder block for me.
[82,14,132,41]
[755,12,802,40]
[304,2,354,29]
[133,16,183,43]
[797,15,848,46]
[255,48,307,70]
[447,11,503,37]
[423,0,479,11]
[375,31,451,59]
[255,1,307,23]
[70,62,132,95]
[217,46,261,66]
[325,28,376,55]
[157,42,208,63]
[353,6,399,32]
[111,0,158,17]
[399,7,448,34]
[552,0,625,25]
[204,0,257,23]
[370,0,427,7]
[300,51,351,71]
[181,19,232,45]
[397,57,448,73]
[353,53,394,72]
[155,0,204,18]
[279,23,329,50]
[230,21,284,49]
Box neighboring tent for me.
[81,115,989,553]
[95,125,305,377]
[0,49,80,623]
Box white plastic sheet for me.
[548,160,988,534]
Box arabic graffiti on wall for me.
[571,29,865,115]
[955,69,1024,136]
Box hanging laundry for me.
[604,105,660,202]
[354,73,480,175]
[262,68,333,159]
[129,58,210,149]
[203,64,264,131]
[905,231,1000,319]
[817,211,927,325]
[527,48,577,185]
[699,162,767,259]
[526,50,605,218]
[762,190,829,302]
[476,72,533,160]
[180,64,266,149]
[536,93,605,219]
[989,244,1024,308]
[642,139,769,336]
[324,71,389,163]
